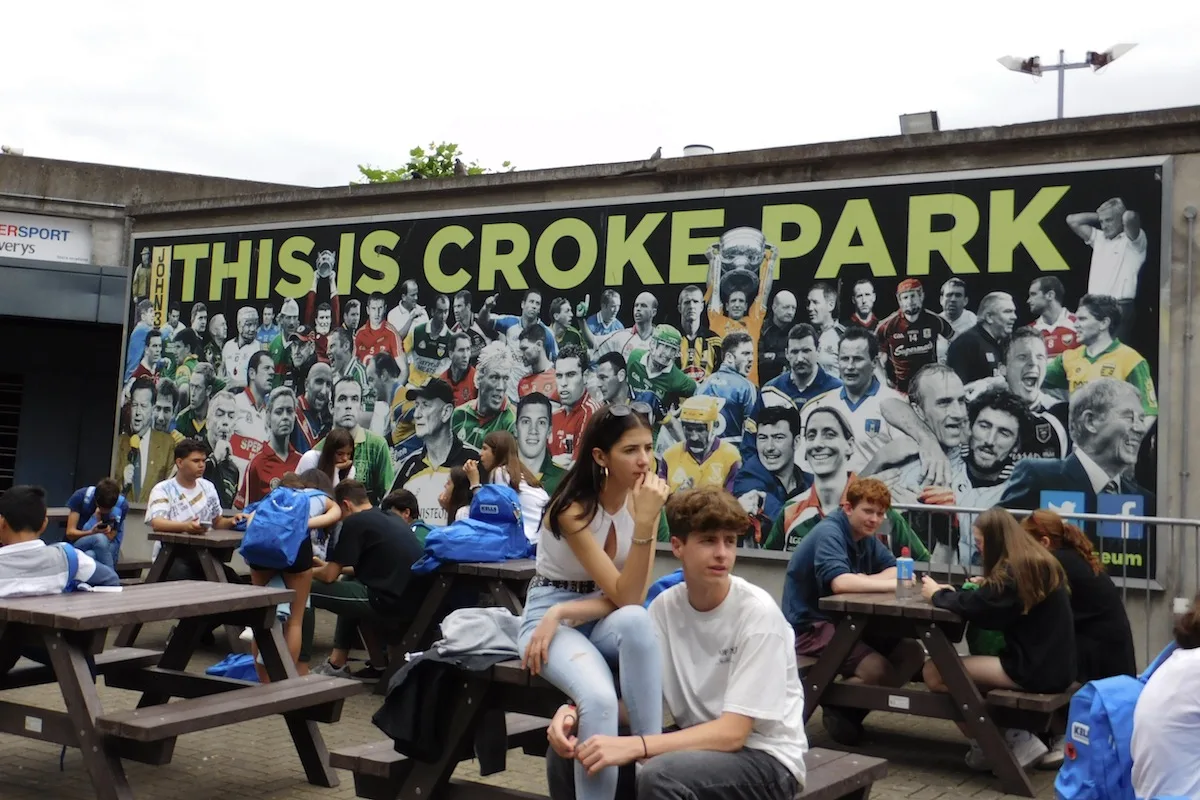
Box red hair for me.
[1021,509,1102,575]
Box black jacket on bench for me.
[933,580,1076,694]
[372,651,509,761]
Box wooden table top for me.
[0,580,290,630]
[148,529,244,548]
[819,592,961,623]
[441,559,536,579]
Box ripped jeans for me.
[518,584,663,800]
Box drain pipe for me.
[1181,206,1198,605]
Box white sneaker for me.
[964,739,989,771]
[1039,735,1065,770]
[1005,729,1049,769]
[239,627,254,643]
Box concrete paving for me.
[0,616,1057,799]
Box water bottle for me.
[896,547,915,600]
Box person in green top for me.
[626,325,698,447]
[1042,294,1158,417]
[172,328,203,387]
[268,298,303,389]
[764,406,930,558]
[314,377,395,505]
[548,296,588,350]
[452,341,517,449]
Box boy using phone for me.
[64,478,129,571]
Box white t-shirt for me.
[296,449,357,489]
[1132,646,1200,799]
[648,577,809,785]
[536,502,634,582]
[145,477,224,561]
[1086,227,1147,301]
[491,466,551,544]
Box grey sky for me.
[5,0,1200,188]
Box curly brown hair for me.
[1175,592,1200,650]
[845,477,891,511]
[1021,509,1102,575]
[665,486,749,541]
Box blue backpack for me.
[469,484,524,539]
[1055,643,1178,800]
[239,487,324,570]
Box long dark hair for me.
[441,467,473,523]
[317,428,355,481]
[976,507,1066,614]
[544,405,652,540]
[482,430,540,491]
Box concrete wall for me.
[0,154,297,267]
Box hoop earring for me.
[601,465,609,483]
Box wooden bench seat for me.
[331,713,552,800]
[0,647,161,691]
[115,559,153,581]
[984,685,1077,734]
[800,747,888,800]
[94,674,362,741]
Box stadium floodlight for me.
[997,46,1137,118]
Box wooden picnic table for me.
[114,529,246,649]
[809,592,1051,797]
[374,559,536,694]
[0,580,362,800]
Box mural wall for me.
[120,159,1165,578]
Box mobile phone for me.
[198,520,213,530]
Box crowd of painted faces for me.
[116,222,1156,566]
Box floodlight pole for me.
[1044,49,1095,119]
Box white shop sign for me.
[0,211,92,264]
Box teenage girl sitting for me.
[518,405,669,800]
[921,506,1075,770]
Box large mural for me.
[119,159,1165,579]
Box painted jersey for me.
[549,398,600,458]
[354,322,402,364]
[404,322,452,386]
[1031,309,1079,358]
[876,310,952,393]
[679,329,722,383]
[1044,340,1158,415]
[657,440,741,493]
[392,439,478,527]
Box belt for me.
[529,574,598,594]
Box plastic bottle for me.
[895,546,915,600]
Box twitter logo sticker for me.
[1040,491,1087,526]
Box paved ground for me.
[0,615,1058,799]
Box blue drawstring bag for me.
[411,518,533,575]
[205,653,259,682]
[240,486,325,569]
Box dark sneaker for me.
[821,705,864,746]
[351,664,384,683]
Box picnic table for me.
[807,593,1072,797]
[0,580,362,800]
[114,529,245,649]
[374,559,536,694]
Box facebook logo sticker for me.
[1098,494,1145,540]
[1040,491,1087,527]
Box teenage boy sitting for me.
[0,485,120,598]
[63,477,129,571]
[781,476,925,746]
[544,485,808,800]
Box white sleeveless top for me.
[535,501,635,582]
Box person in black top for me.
[306,480,424,681]
[945,291,1017,392]
[1022,508,1135,769]
[920,506,1075,771]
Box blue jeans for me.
[73,533,119,571]
[518,584,663,800]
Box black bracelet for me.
[639,734,648,758]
